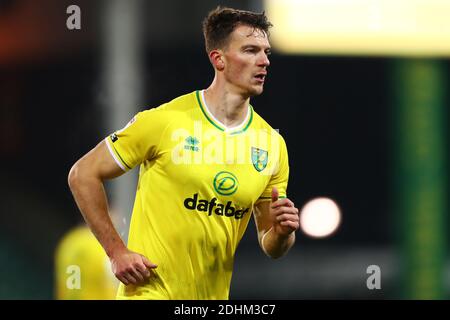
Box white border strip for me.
[104,137,127,172]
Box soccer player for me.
[55,225,118,300]
[68,7,300,299]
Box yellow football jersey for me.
[105,90,289,300]
[55,226,118,300]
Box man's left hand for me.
[270,187,300,236]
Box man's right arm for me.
[68,140,156,285]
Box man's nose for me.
[258,53,270,67]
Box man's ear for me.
[209,50,225,71]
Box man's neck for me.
[203,81,250,129]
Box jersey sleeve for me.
[256,134,290,203]
[104,108,170,171]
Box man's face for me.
[221,24,271,97]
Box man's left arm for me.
[253,187,299,259]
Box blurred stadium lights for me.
[299,197,342,239]
[264,0,450,56]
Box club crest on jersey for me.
[251,147,268,172]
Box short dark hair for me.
[202,6,273,53]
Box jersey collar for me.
[195,90,253,135]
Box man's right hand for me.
[110,249,158,285]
